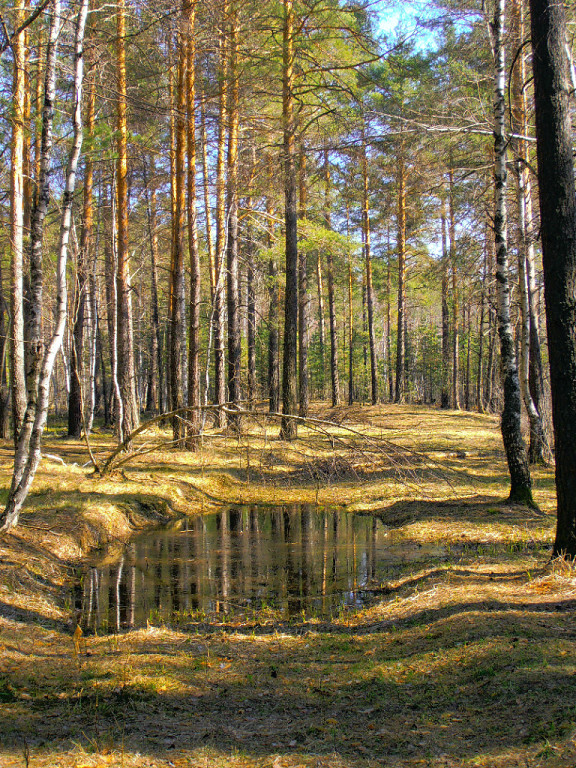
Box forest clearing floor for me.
[1,403,575,768]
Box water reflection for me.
[75,505,443,633]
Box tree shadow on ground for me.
[374,494,550,529]
[1,601,576,766]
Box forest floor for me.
[1,403,575,768]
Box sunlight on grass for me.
[0,404,570,768]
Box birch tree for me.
[0,0,89,532]
[491,0,534,506]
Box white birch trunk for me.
[0,0,89,532]
[491,0,534,505]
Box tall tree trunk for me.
[298,144,309,417]
[267,199,280,413]
[0,249,9,438]
[116,0,139,438]
[348,246,354,405]
[394,150,406,403]
[0,0,88,532]
[11,1,27,439]
[280,0,298,440]
[214,8,228,427]
[143,155,163,413]
[106,182,122,429]
[492,0,534,506]
[226,5,241,425]
[386,243,393,401]
[200,81,215,301]
[464,302,471,410]
[477,231,489,412]
[246,146,257,408]
[186,0,201,442]
[362,134,378,404]
[530,0,576,552]
[324,149,340,407]
[68,72,95,437]
[25,0,59,417]
[449,169,460,410]
[511,0,547,463]
[169,20,187,445]
[440,207,450,408]
[316,252,326,398]
[345,204,354,405]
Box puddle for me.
[74,504,445,632]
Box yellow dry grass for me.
[0,404,573,768]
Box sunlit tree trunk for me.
[246,145,257,408]
[394,148,406,403]
[68,71,95,437]
[267,199,280,414]
[143,156,162,413]
[214,7,228,427]
[492,0,534,505]
[0,253,9,438]
[169,19,187,445]
[346,204,354,405]
[511,0,547,463]
[316,252,326,398]
[11,2,27,439]
[362,133,377,404]
[348,249,354,405]
[464,302,471,410]
[386,243,393,401]
[298,144,309,417]
[449,169,460,410]
[186,0,201,442]
[199,81,215,301]
[25,0,59,420]
[324,149,340,407]
[226,4,241,425]
[0,0,88,532]
[116,0,139,438]
[440,206,450,408]
[477,229,489,412]
[280,0,298,439]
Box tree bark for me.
[214,6,228,427]
[68,71,95,437]
[267,199,280,414]
[492,0,534,506]
[362,134,378,405]
[511,0,547,463]
[324,149,340,407]
[10,1,27,439]
[226,4,241,426]
[530,0,576,551]
[0,0,88,532]
[298,144,309,417]
[116,0,139,438]
[440,207,450,408]
[186,0,201,442]
[449,169,460,410]
[169,18,187,445]
[143,155,163,414]
[280,0,298,440]
[394,149,406,403]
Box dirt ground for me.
[1,404,575,768]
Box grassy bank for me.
[1,404,574,768]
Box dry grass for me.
[1,403,574,768]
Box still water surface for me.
[76,505,443,632]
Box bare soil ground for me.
[1,404,574,768]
